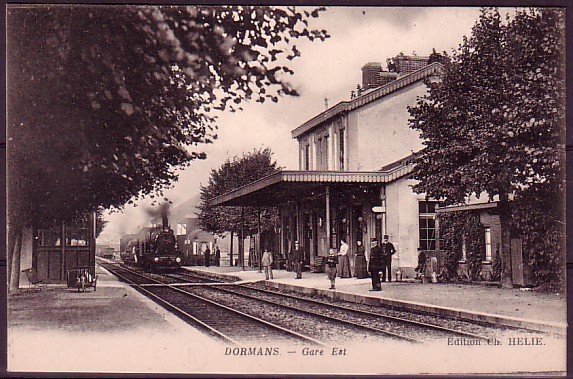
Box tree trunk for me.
[229,231,234,267]
[7,225,17,291]
[8,226,23,293]
[498,197,513,289]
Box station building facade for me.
[211,58,525,283]
[212,61,442,277]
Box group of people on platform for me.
[283,235,396,291]
[203,236,430,292]
[203,245,221,268]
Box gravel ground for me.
[185,285,422,343]
[244,282,551,340]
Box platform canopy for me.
[209,168,412,207]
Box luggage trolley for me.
[66,266,98,292]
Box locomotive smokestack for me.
[160,203,170,229]
[146,202,171,229]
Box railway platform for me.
[7,263,221,373]
[7,262,566,375]
[183,265,567,335]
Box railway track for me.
[166,270,500,342]
[101,264,520,342]
[99,262,324,346]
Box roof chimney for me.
[393,55,430,75]
[361,62,397,91]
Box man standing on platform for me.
[214,245,221,267]
[380,235,396,282]
[368,239,383,291]
[204,245,211,267]
[292,240,304,279]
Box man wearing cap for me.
[380,235,396,282]
[368,239,383,291]
[292,240,304,279]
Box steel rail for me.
[175,270,493,341]
[165,272,419,343]
[100,263,325,346]
[237,283,492,341]
[99,263,240,344]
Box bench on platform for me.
[21,268,48,291]
[311,256,326,273]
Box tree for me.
[198,148,280,266]
[408,8,565,289]
[7,5,328,291]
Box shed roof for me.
[209,161,414,207]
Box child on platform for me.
[326,248,338,290]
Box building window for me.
[177,224,187,236]
[317,135,329,170]
[66,227,89,246]
[484,227,492,262]
[338,128,345,170]
[419,201,438,250]
[304,144,310,170]
[374,214,383,243]
[37,228,61,247]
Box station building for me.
[210,55,532,285]
[211,60,442,277]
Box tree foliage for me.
[6,5,328,290]
[8,5,327,226]
[408,8,565,288]
[439,211,486,282]
[198,148,280,237]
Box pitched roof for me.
[291,62,443,139]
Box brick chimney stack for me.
[361,62,397,91]
[393,55,430,75]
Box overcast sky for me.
[98,6,486,246]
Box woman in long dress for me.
[354,240,368,279]
[337,239,351,278]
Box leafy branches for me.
[439,211,486,282]
[198,148,281,237]
[408,8,565,288]
[7,5,328,228]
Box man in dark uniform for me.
[292,240,304,279]
[214,246,221,267]
[380,235,396,282]
[204,246,211,267]
[368,239,383,291]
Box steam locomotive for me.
[121,217,182,271]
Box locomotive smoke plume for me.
[145,203,171,229]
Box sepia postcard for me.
[6,4,567,376]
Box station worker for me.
[292,240,304,279]
[214,245,221,267]
[204,245,211,267]
[380,235,396,282]
[368,238,383,291]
